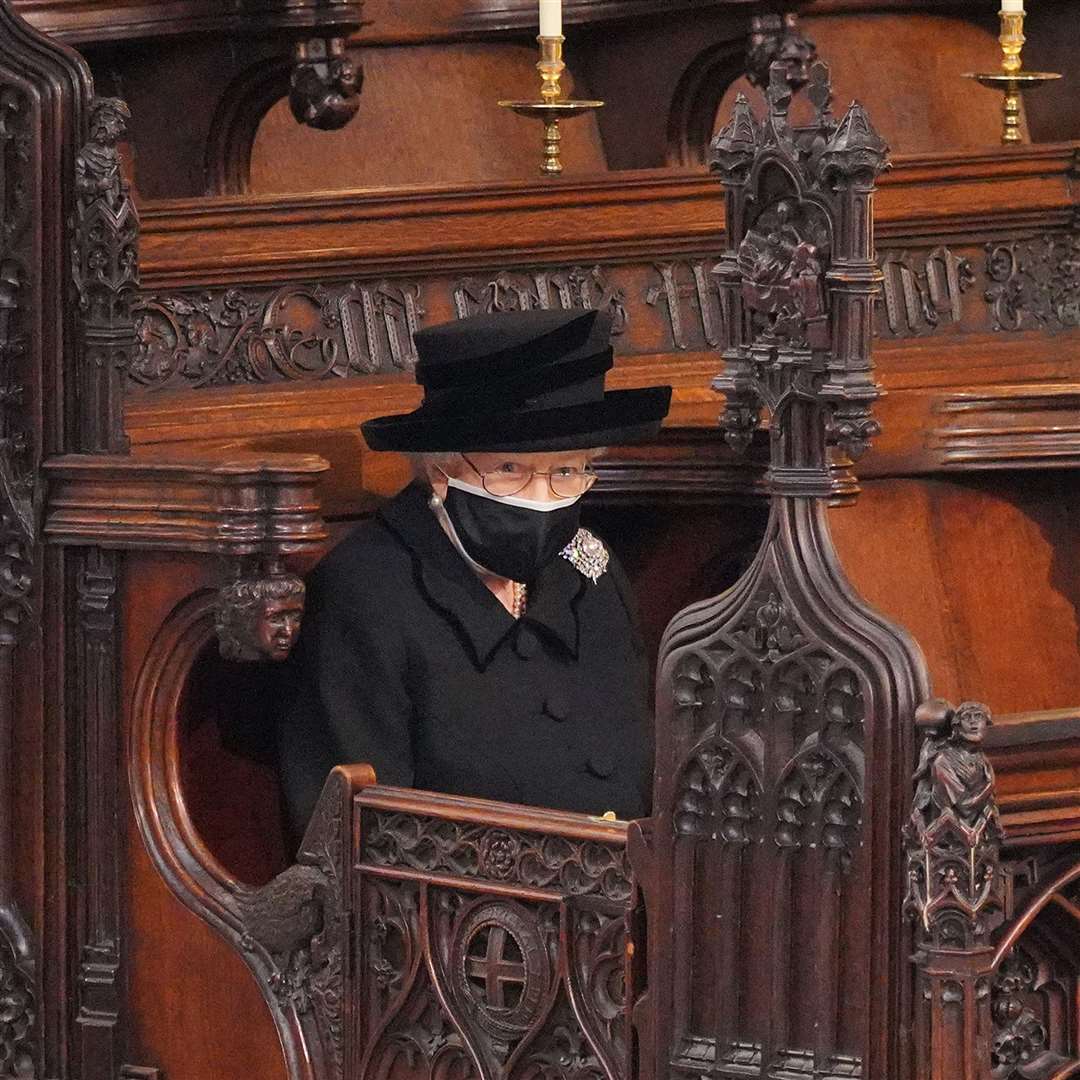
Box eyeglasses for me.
[461,454,598,499]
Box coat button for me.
[585,750,615,779]
[515,625,540,660]
[543,692,570,722]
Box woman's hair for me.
[407,452,457,489]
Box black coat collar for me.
[377,483,586,669]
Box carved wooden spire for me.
[638,62,931,1080]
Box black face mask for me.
[442,481,582,583]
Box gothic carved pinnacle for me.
[709,93,760,179]
[819,101,890,183]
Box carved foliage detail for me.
[991,950,1050,1079]
[363,813,630,902]
[0,925,35,1079]
[985,233,1080,332]
[0,83,35,638]
[238,785,348,1076]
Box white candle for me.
[1001,0,1024,11]
[539,0,562,37]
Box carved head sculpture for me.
[88,98,130,147]
[289,50,363,131]
[952,700,992,744]
[216,574,305,663]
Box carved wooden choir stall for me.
[0,2,1078,1079]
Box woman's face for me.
[428,450,598,502]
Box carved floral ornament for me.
[0,929,34,1079]
[0,82,35,640]
[362,810,632,902]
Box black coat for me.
[277,482,652,841]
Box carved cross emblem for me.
[464,925,527,1010]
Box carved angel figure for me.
[216,573,305,663]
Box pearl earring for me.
[429,492,442,510]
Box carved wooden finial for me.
[711,61,890,478]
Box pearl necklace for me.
[512,581,528,619]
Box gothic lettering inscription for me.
[879,247,974,337]
[646,260,724,349]
[452,264,628,334]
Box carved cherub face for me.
[257,594,304,661]
[216,574,305,663]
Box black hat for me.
[361,308,672,453]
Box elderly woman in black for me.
[277,307,671,843]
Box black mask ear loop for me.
[428,463,501,579]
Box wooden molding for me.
[987,707,1080,847]
[13,0,362,44]
[932,384,1080,470]
[43,453,329,554]
[138,148,1079,287]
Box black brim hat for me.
[361,308,672,453]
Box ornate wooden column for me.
[0,2,95,1077]
[904,700,1003,1080]
[635,62,930,1080]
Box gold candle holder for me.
[499,35,604,177]
[964,6,1061,145]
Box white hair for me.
[407,452,458,488]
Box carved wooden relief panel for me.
[985,852,1080,1080]
[126,221,1080,391]
[353,797,635,1080]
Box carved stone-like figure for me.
[216,573,306,662]
[910,700,998,835]
[905,698,1002,946]
[289,40,363,131]
[74,98,129,210]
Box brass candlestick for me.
[964,6,1061,145]
[499,35,604,177]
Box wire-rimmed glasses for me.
[461,454,598,499]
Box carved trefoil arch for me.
[638,62,930,1080]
